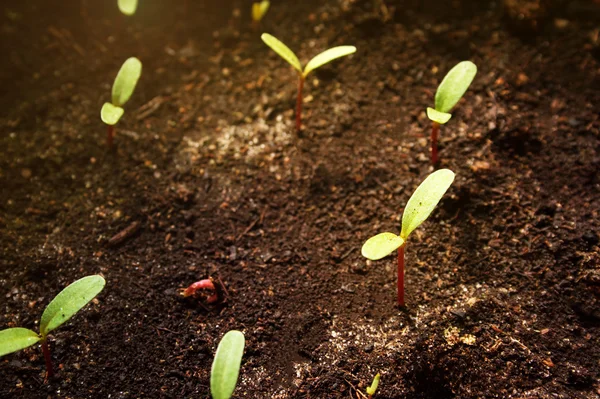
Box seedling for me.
[182,277,227,305]
[426,61,477,164]
[361,169,455,306]
[366,373,381,399]
[118,0,138,15]
[252,0,270,27]
[0,275,106,380]
[101,57,142,146]
[211,330,245,399]
[261,33,356,132]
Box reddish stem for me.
[397,245,405,307]
[183,279,215,297]
[295,75,305,132]
[42,339,54,380]
[107,125,115,148]
[431,121,440,165]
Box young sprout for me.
[118,0,138,16]
[261,33,356,132]
[181,277,227,305]
[211,330,245,399]
[361,169,455,306]
[252,0,270,27]
[0,275,106,380]
[101,57,142,147]
[426,61,477,164]
[366,373,381,399]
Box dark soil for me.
[1,0,600,398]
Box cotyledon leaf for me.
[252,0,270,22]
[111,57,142,107]
[211,330,245,399]
[303,46,357,77]
[434,61,477,113]
[426,107,452,124]
[118,0,138,16]
[361,232,405,261]
[400,169,455,239]
[101,103,124,125]
[261,33,302,73]
[40,275,106,337]
[0,328,41,357]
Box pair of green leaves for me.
[118,0,138,16]
[101,57,142,126]
[261,33,356,78]
[0,275,106,357]
[211,330,245,399]
[426,61,477,125]
[362,169,455,260]
[252,0,270,22]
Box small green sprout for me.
[118,0,138,16]
[252,0,270,25]
[362,169,455,306]
[426,61,477,164]
[101,57,142,147]
[0,275,106,380]
[261,33,356,132]
[366,373,381,398]
[211,330,245,399]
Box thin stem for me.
[295,75,305,132]
[431,121,440,165]
[397,246,405,307]
[41,339,54,381]
[107,125,115,148]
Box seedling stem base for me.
[107,125,115,148]
[397,245,405,307]
[296,75,304,132]
[431,122,440,164]
[42,339,54,381]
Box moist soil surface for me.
[1,0,600,398]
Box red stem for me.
[431,122,440,165]
[107,125,115,148]
[397,246,405,307]
[42,339,54,380]
[295,75,305,132]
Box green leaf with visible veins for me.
[111,57,142,107]
[0,328,41,357]
[261,33,302,74]
[400,169,455,239]
[303,46,356,77]
[434,61,477,113]
[40,275,106,337]
[118,0,138,16]
[101,103,124,125]
[211,330,245,399]
[361,232,405,260]
[426,107,452,124]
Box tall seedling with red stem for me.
[101,57,142,147]
[361,169,455,306]
[261,33,356,132]
[426,61,477,164]
[0,276,105,381]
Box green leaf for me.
[101,103,124,125]
[252,0,270,22]
[118,0,138,16]
[40,275,106,337]
[366,373,381,396]
[0,328,41,357]
[211,330,245,399]
[111,57,142,107]
[400,169,455,239]
[434,61,477,113]
[261,33,302,74]
[426,107,452,124]
[361,232,405,261]
[303,46,357,77]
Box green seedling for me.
[101,57,142,147]
[426,61,477,164]
[211,330,245,399]
[362,169,455,306]
[366,373,381,399]
[0,275,106,380]
[252,0,270,26]
[261,33,356,132]
[118,0,138,16]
